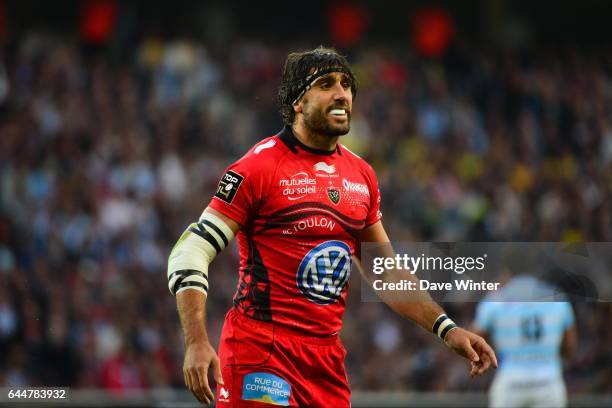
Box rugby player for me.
[168,47,498,406]
[473,275,577,407]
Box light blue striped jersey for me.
[475,276,574,378]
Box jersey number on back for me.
[520,315,543,342]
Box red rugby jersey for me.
[209,126,382,336]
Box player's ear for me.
[293,101,302,114]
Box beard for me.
[302,101,351,137]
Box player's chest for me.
[261,161,371,235]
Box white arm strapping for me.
[167,212,234,296]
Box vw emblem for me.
[296,241,351,305]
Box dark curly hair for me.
[277,46,357,126]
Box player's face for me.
[299,72,353,137]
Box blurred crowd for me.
[0,32,611,393]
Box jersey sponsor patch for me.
[279,171,317,200]
[215,170,244,204]
[297,240,351,305]
[342,178,369,197]
[242,372,291,406]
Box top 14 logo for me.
[297,241,351,305]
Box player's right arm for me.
[168,141,270,404]
[169,139,280,403]
[560,302,577,360]
[168,208,241,405]
[561,325,577,359]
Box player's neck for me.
[291,123,339,152]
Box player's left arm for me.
[356,221,498,376]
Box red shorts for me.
[215,308,351,407]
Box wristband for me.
[432,314,458,340]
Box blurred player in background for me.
[167,47,497,407]
[473,275,577,407]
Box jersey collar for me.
[278,125,342,156]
